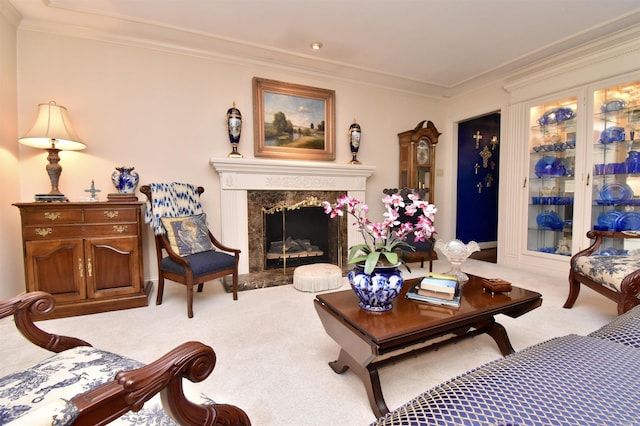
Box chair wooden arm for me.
[208,230,242,255]
[0,291,91,352]
[572,229,640,260]
[72,341,251,426]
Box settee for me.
[0,291,250,425]
[372,304,640,425]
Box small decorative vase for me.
[348,263,403,312]
[111,166,139,194]
[435,239,480,286]
[625,151,640,174]
[348,120,362,164]
[226,102,243,158]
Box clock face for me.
[417,140,430,165]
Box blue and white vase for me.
[348,263,403,312]
[111,166,139,194]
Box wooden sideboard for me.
[14,201,150,319]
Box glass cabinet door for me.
[527,96,578,256]
[590,80,640,254]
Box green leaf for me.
[364,251,381,274]
[381,251,399,265]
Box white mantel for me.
[210,157,375,273]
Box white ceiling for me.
[7,0,640,97]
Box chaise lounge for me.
[372,303,640,425]
[0,291,250,425]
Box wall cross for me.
[473,131,483,149]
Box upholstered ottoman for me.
[293,263,343,292]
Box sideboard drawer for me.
[20,208,83,225]
[84,208,138,223]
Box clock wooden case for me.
[398,120,441,203]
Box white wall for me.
[0,2,23,299]
[15,30,445,283]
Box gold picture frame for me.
[253,77,335,161]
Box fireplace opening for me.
[247,190,347,274]
[264,206,329,270]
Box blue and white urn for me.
[348,264,403,312]
[111,166,139,194]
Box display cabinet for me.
[398,120,441,203]
[589,79,640,254]
[527,95,578,256]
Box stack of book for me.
[406,273,461,308]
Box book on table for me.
[406,273,461,308]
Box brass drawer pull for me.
[78,258,83,278]
[35,228,53,237]
[87,258,92,277]
[113,225,128,233]
[103,211,119,219]
[44,212,61,221]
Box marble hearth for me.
[210,158,375,282]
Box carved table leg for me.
[329,349,389,418]
[484,320,515,356]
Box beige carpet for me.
[0,258,617,425]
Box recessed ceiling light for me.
[310,42,323,50]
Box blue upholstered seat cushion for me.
[160,250,236,277]
[589,304,640,349]
[573,254,640,292]
[372,334,640,426]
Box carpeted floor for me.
[1,258,617,425]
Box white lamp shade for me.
[19,101,86,150]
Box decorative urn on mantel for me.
[226,102,243,158]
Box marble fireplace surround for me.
[210,157,375,275]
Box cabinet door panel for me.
[85,237,141,298]
[25,239,85,302]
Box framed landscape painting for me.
[253,77,335,161]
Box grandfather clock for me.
[398,120,441,203]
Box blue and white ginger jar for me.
[348,264,403,312]
[111,166,139,194]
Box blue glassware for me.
[613,212,640,232]
[536,211,564,230]
[626,151,640,174]
[537,107,575,125]
[597,210,623,230]
[599,126,625,144]
[535,157,566,178]
[600,183,633,202]
[601,99,626,113]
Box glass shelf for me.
[527,96,577,256]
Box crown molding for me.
[503,24,640,95]
[0,0,21,27]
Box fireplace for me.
[210,157,375,286]
[247,191,347,273]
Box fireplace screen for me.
[263,197,331,270]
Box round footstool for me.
[293,263,343,292]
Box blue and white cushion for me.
[0,346,210,425]
[573,255,640,292]
[144,182,204,235]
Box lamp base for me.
[35,194,68,202]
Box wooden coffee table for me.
[314,274,542,417]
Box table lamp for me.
[19,101,86,201]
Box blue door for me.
[456,113,501,243]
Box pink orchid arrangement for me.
[323,193,437,274]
